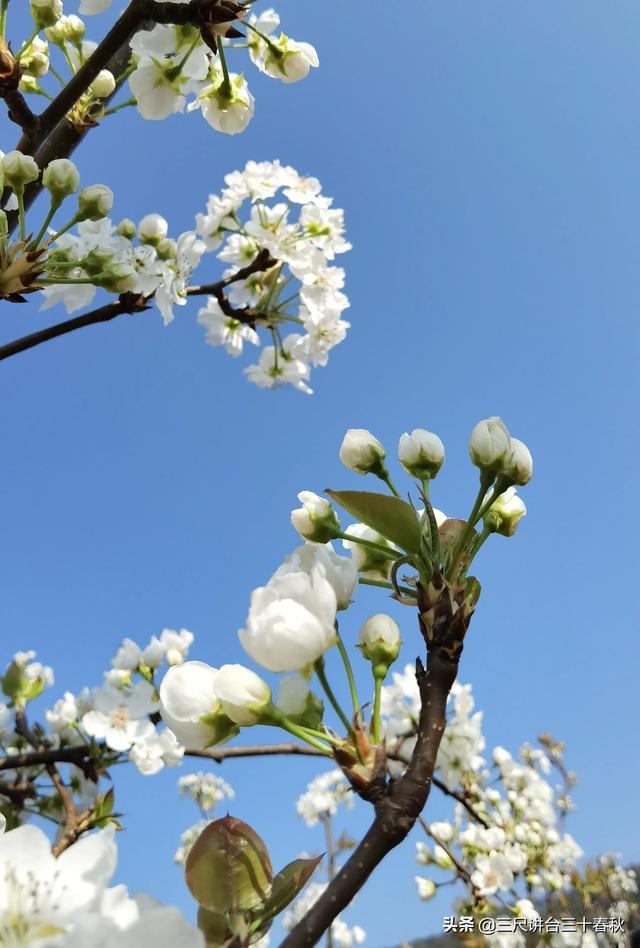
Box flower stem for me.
[358,576,417,598]
[335,627,360,722]
[380,472,400,497]
[16,26,39,60]
[314,657,353,736]
[446,472,493,579]
[0,1,8,41]
[216,38,232,95]
[336,530,401,559]
[32,198,61,249]
[371,674,383,743]
[16,190,26,242]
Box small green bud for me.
[30,0,63,29]
[358,613,401,671]
[156,237,177,260]
[2,151,40,191]
[43,158,80,202]
[93,263,137,294]
[81,248,114,276]
[483,486,527,537]
[116,218,136,240]
[77,184,113,221]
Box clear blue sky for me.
[1,2,639,944]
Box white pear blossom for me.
[295,769,353,827]
[188,70,255,135]
[158,660,226,749]
[239,554,338,672]
[129,728,184,775]
[178,772,234,813]
[278,542,357,610]
[197,297,260,356]
[81,680,156,751]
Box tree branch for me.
[0,249,274,363]
[280,649,459,948]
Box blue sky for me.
[1,1,639,944]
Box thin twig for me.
[0,249,274,363]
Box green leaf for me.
[326,490,421,553]
[252,855,323,929]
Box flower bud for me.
[483,486,526,537]
[81,248,114,275]
[30,0,62,29]
[93,263,137,294]
[276,675,323,730]
[468,416,511,476]
[77,183,113,220]
[159,661,239,749]
[342,524,393,582]
[290,491,340,543]
[185,816,273,914]
[42,158,80,201]
[18,36,49,78]
[339,428,387,477]
[503,437,533,486]
[415,877,437,901]
[358,613,401,672]
[2,151,40,191]
[156,237,177,260]
[90,69,116,98]
[116,218,136,239]
[46,14,85,45]
[138,213,169,245]
[212,664,271,726]
[398,428,445,479]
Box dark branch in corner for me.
[6,0,245,229]
[0,249,275,363]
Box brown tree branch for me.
[0,248,274,363]
[13,707,78,846]
[280,649,459,948]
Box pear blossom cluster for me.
[296,768,353,827]
[0,822,204,946]
[1,152,350,393]
[194,159,351,393]
[173,771,235,864]
[128,8,318,135]
[14,3,318,139]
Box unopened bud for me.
[339,428,387,477]
[30,0,63,29]
[276,675,323,730]
[503,437,533,486]
[138,213,168,245]
[468,416,511,476]
[2,151,40,191]
[358,613,401,672]
[156,237,177,260]
[19,36,49,77]
[483,486,526,537]
[93,263,137,294]
[77,183,113,220]
[415,877,437,901]
[398,428,445,479]
[90,69,116,98]
[81,248,114,276]
[46,14,85,45]
[290,491,340,543]
[116,218,136,239]
[43,158,80,201]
